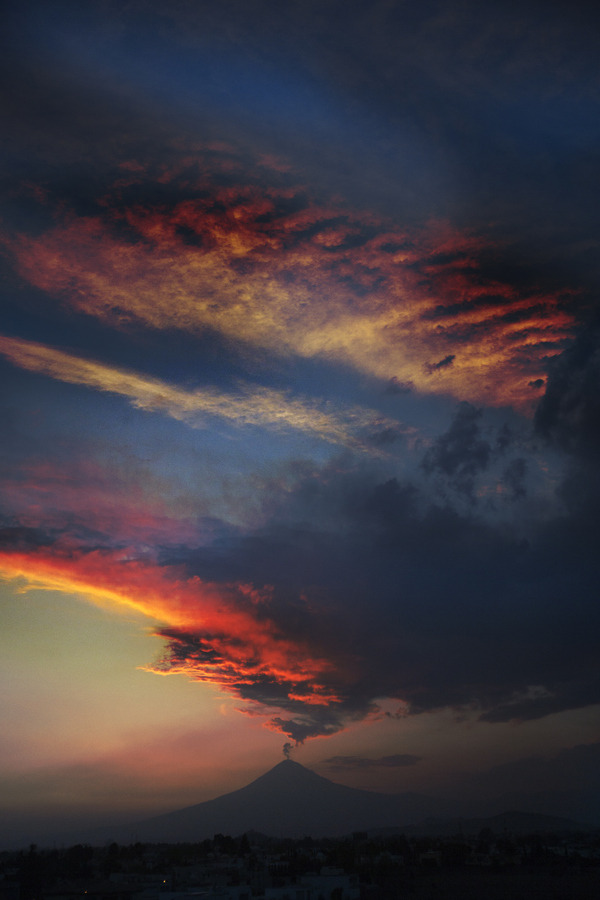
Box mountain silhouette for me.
[113,759,445,842]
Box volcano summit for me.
[114,760,441,842]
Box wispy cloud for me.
[0,335,395,449]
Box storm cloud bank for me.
[2,393,598,743]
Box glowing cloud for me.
[2,152,577,412]
[0,547,346,741]
[0,542,366,740]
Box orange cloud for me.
[0,547,344,737]
[2,156,577,411]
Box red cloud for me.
[0,546,343,740]
[2,149,578,413]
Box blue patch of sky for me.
[0,358,345,498]
[11,1,442,221]
[22,8,356,147]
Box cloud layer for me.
[2,149,576,412]
[2,391,598,743]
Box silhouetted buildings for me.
[1,827,600,900]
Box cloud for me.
[1,150,577,412]
[323,754,422,769]
[502,457,527,500]
[0,334,395,450]
[0,545,344,743]
[1,421,597,745]
[424,353,455,374]
[149,453,600,736]
[421,402,491,496]
[535,321,600,458]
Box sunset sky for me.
[1,0,600,847]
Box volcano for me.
[116,759,442,842]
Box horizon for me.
[2,756,596,851]
[1,0,600,851]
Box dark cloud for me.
[424,354,455,374]
[324,754,422,769]
[151,446,600,738]
[149,623,376,743]
[0,524,54,550]
[495,423,514,453]
[421,402,491,495]
[3,413,596,746]
[502,457,527,500]
[155,0,600,246]
[269,716,346,744]
[535,322,600,458]
[479,678,600,724]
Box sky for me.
[1,0,600,847]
